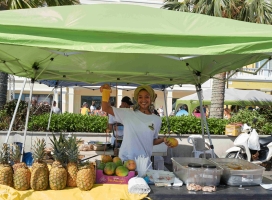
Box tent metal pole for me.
[5,78,27,143]
[60,86,62,113]
[20,78,35,162]
[195,86,205,139]
[163,86,173,159]
[162,86,170,133]
[46,87,56,147]
[196,85,215,158]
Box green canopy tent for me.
[175,88,272,114]
[1,4,272,159]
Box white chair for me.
[187,135,213,158]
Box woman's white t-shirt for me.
[112,107,162,162]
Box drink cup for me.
[137,170,147,177]
[102,89,111,102]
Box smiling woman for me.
[100,84,174,168]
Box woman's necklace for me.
[140,108,151,114]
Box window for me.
[81,96,116,109]
[15,94,52,105]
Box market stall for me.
[1,3,272,199]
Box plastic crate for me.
[96,169,135,184]
[171,157,222,185]
[209,158,264,186]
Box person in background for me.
[90,101,96,114]
[101,84,173,164]
[52,101,61,114]
[204,105,210,118]
[158,105,164,117]
[193,107,201,118]
[175,105,188,116]
[153,94,160,116]
[224,108,231,119]
[108,96,134,149]
[80,102,90,115]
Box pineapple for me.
[76,162,94,191]
[49,133,67,190]
[0,143,13,187]
[10,144,31,190]
[30,138,49,191]
[13,166,31,191]
[10,144,27,172]
[90,162,96,184]
[65,135,79,187]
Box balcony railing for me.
[228,68,272,82]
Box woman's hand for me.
[164,137,172,147]
[164,137,178,148]
[100,84,111,93]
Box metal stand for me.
[5,78,27,143]
[20,78,35,162]
[195,84,215,158]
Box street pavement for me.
[263,170,272,180]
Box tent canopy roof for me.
[38,80,169,90]
[0,4,272,85]
[175,88,272,113]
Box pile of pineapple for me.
[0,133,95,191]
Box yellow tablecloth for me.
[0,184,148,200]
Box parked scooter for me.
[225,122,272,171]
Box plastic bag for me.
[248,129,260,150]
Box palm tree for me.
[162,0,272,118]
[0,0,79,109]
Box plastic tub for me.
[172,157,222,185]
[209,158,264,186]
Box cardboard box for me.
[225,124,241,136]
[96,169,135,184]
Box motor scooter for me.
[225,123,272,171]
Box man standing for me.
[52,101,61,114]
[90,101,96,115]
[158,106,164,117]
[108,96,134,149]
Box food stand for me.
[1,3,272,200]
[1,169,272,200]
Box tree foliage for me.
[162,0,272,118]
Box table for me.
[147,177,272,200]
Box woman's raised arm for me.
[100,84,114,116]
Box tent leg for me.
[20,79,35,162]
[60,86,62,113]
[5,78,27,143]
[46,87,56,147]
[162,86,175,164]
[162,86,170,133]
[196,85,215,158]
